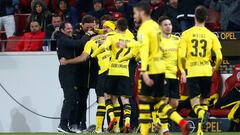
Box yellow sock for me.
[159,112,169,133]
[193,104,205,119]
[123,104,131,126]
[106,99,115,120]
[139,103,151,135]
[113,103,121,130]
[96,103,106,131]
[159,102,183,124]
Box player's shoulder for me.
[170,34,180,40]
[106,31,116,37]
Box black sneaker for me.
[80,122,87,132]
[57,125,75,133]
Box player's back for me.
[138,19,165,74]
[108,32,137,77]
[180,26,221,77]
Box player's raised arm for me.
[91,38,112,58]
[119,48,139,62]
[212,35,223,72]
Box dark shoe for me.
[57,125,74,133]
[80,122,87,132]
[69,124,82,133]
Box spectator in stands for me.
[150,0,164,22]
[88,0,108,20]
[0,0,19,38]
[16,21,45,51]
[29,0,52,31]
[176,0,204,31]
[43,14,62,51]
[111,0,134,29]
[159,0,180,32]
[209,0,240,31]
[56,0,78,25]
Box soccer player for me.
[178,6,223,135]
[132,2,192,135]
[91,18,137,133]
[59,21,117,133]
[156,16,181,135]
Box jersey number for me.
[191,39,207,57]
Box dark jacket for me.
[57,33,91,88]
[0,0,19,17]
[177,0,204,20]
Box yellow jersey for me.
[161,34,180,79]
[83,35,112,75]
[178,26,222,77]
[91,32,138,77]
[137,19,165,74]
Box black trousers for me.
[69,87,89,125]
[60,86,78,126]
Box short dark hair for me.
[158,16,170,24]
[94,17,100,25]
[100,14,115,22]
[81,15,95,24]
[30,20,40,25]
[133,2,150,15]
[116,18,128,31]
[60,21,71,30]
[195,5,208,23]
[52,13,61,18]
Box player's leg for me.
[111,95,121,133]
[119,76,133,133]
[138,76,154,135]
[95,74,107,133]
[188,77,209,135]
[95,96,106,133]
[105,94,115,122]
[121,96,132,132]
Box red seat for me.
[5,36,22,52]
[14,14,30,36]
[222,64,240,98]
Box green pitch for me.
[0,133,240,135]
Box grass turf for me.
[0,133,240,135]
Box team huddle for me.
[59,2,223,135]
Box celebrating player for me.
[178,6,223,135]
[91,18,137,133]
[132,2,192,135]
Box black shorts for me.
[138,73,165,98]
[106,76,132,97]
[95,71,108,97]
[187,77,211,99]
[164,78,180,99]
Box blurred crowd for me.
[1,0,240,52]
